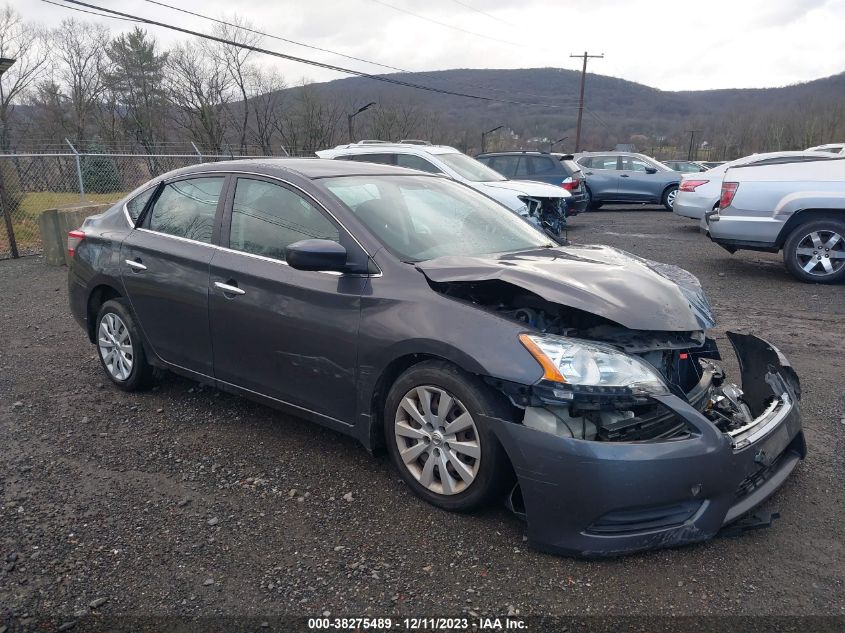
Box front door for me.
[208,176,365,425]
[121,174,227,376]
[618,156,659,201]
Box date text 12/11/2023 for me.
[306,617,527,630]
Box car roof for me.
[320,142,460,156]
[476,151,576,160]
[147,157,436,182]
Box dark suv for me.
[475,151,588,216]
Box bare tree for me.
[205,18,262,154]
[275,82,343,154]
[51,18,111,143]
[0,5,48,151]
[166,41,234,153]
[247,67,287,155]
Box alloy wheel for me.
[393,385,481,496]
[794,230,845,277]
[666,188,678,207]
[98,312,134,381]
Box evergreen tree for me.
[82,139,122,193]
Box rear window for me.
[560,159,581,177]
[147,177,224,244]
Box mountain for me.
[285,67,845,154]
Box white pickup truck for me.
[704,156,845,283]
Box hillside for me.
[284,67,845,154]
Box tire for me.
[95,299,160,391]
[662,186,678,211]
[782,218,845,284]
[585,188,602,210]
[384,360,514,512]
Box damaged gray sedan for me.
[68,159,805,557]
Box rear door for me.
[120,174,227,376]
[208,175,365,424]
[579,155,619,199]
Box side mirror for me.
[286,239,348,272]
[645,166,658,174]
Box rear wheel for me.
[783,219,845,283]
[384,361,513,512]
[662,186,678,211]
[96,299,160,390]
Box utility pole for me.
[687,130,699,160]
[569,52,603,153]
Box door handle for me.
[620,174,630,177]
[214,281,245,296]
[585,171,594,175]
[125,259,147,271]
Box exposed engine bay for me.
[518,195,566,240]
[429,278,784,444]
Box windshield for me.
[436,152,507,182]
[322,175,553,262]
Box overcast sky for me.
[14,0,845,91]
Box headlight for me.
[519,333,669,395]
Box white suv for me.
[316,142,571,238]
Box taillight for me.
[719,182,739,209]
[561,177,581,191]
[679,179,708,192]
[68,230,85,258]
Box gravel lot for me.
[1,207,843,625]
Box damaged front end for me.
[517,195,567,240]
[417,247,805,556]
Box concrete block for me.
[38,202,112,266]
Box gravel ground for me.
[1,207,843,625]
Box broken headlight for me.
[519,333,670,396]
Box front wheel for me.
[662,186,678,211]
[783,219,845,283]
[384,361,513,512]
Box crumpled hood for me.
[416,244,716,332]
[480,179,570,199]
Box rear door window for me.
[351,153,396,165]
[525,156,558,175]
[147,176,225,243]
[396,154,442,173]
[126,187,156,222]
[590,155,620,170]
[485,155,520,177]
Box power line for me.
[142,0,578,104]
[52,0,575,110]
[143,0,405,74]
[444,0,515,26]
[41,0,140,22]
[365,0,532,50]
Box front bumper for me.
[487,333,805,557]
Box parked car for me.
[704,155,844,282]
[316,142,570,239]
[674,151,827,221]
[474,151,588,216]
[68,158,805,556]
[662,160,708,173]
[806,143,845,155]
[573,152,681,210]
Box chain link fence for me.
[0,150,307,260]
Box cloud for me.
[14,0,845,91]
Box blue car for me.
[476,151,588,216]
[574,152,681,211]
